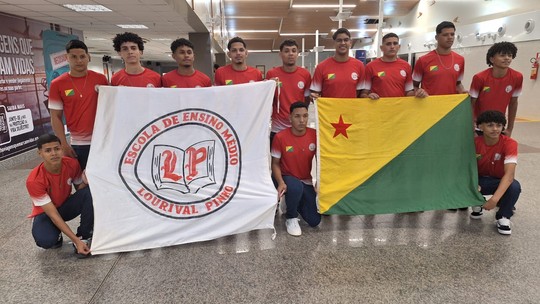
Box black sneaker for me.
[51,235,63,249]
[496,217,512,235]
[72,238,92,259]
[458,207,469,210]
[447,208,458,211]
[470,206,483,219]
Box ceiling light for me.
[62,4,112,12]
[152,38,172,41]
[86,37,107,41]
[280,33,318,36]
[117,24,148,29]
[292,4,356,9]
[230,30,278,33]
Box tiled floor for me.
[1,122,539,304]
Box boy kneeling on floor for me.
[471,110,521,235]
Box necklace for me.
[69,73,88,97]
[435,49,454,70]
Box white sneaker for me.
[470,206,483,219]
[285,218,302,236]
[496,217,512,235]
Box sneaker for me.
[470,206,483,219]
[72,238,92,259]
[285,218,302,236]
[496,217,512,235]
[458,207,469,211]
[51,234,63,249]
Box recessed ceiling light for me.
[152,38,172,41]
[62,4,112,12]
[230,30,278,33]
[292,4,356,9]
[117,24,149,29]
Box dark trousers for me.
[282,175,321,227]
[32,187,94,248]
[479,176,521,219]
[72,145,90,170]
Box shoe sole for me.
[497,229,511,235]
[470,213,482,219]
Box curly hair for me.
[486,42,517,66]
[113,32,144,52]
[170,38,194,53]
[476,110,507,127]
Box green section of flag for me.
[326,99,484,215]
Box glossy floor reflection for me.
[1,122,539,304]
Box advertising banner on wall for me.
[0,13,81,161]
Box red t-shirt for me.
[364,58,413,97]
[310,57,365,98]
[162,69,212,88]
[111,68,162,87]
[266,66,312,133]
[475,135,518,178]
[214,65,263,86]
[48,71,108,145]
[26,157,83,217]
[271,128,316,184]
[469,68,523,119]
[412,50,465,95]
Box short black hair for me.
[113,32,145,52]
[65,39,88,53]
[227,37,246,50]
[436,21,455,34]
[486,41,517,66]
[476,110,507,127]
[214,63,220,69]
[382,33,399,43]
[37,134,61,149]
[290,101,309,114]
[170,38,194,53]
[279,39,298,51]
[333,28,351,40]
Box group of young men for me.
[26,21,523,258]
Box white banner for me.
[87,81,277,255]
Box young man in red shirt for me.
[266,39,311,141]
[310,28,365,98]
[111,32,162,87]
[361,33,420,99]
[48,40,108,170]
[412,21,466,96]
[471,111,520,235]
[162,38,211,88]
[470,42,522,137]
[26,134,93,257]
[214,37,263,86]
[271,102,320,236]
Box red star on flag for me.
[331,115,352,138]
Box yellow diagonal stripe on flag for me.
[316,94,468,213]
[64,89,75,96]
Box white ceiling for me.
[0,0,206,61]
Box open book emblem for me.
[152,141,216,194]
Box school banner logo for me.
[87,82,277,254]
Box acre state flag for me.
[316,94,484,215]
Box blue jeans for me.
[31,187,94,248]
[478,176,521,219]
[282,175,321,227]
[72,145,90,170]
